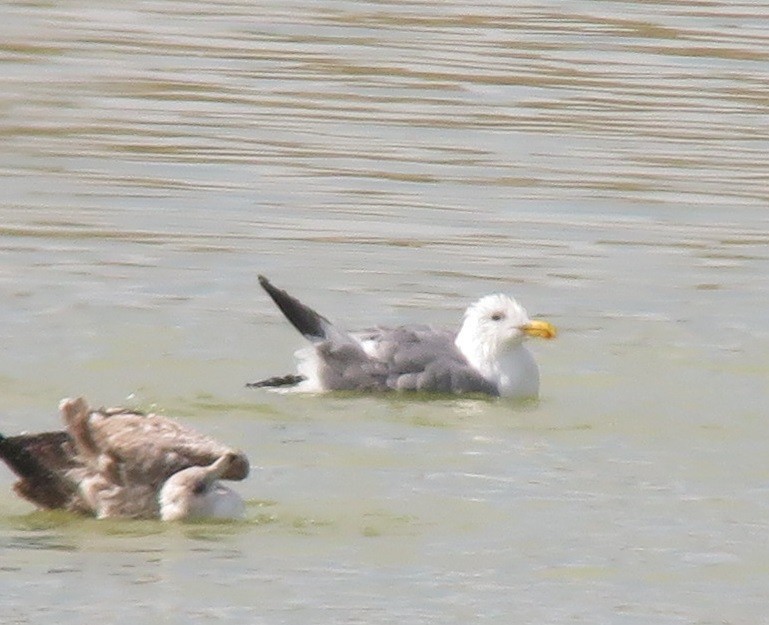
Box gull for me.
[0,397,249,521]
[248,276,556,398]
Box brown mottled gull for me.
[248,276,557,399]
[0,397,249,521]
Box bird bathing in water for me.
[0,397,249,521]
[248,276,556,399]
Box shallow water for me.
[1,1,769,623]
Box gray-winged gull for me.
[248,276,556,398]
[0,397,248,521]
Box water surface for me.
[1,1,768,623]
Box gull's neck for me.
[455,336,540,398]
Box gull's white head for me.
[454,294,556,397]
[159,453,246,522]
[456,294,555,353]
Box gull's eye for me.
[192,480,208,495]
[490,312,505,321]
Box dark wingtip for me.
[258,275,285,303]
[246,374,306,389]
[258,276,330,341]
[0,428,91,515]
[0,434,47,480]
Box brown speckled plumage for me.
[0,397,249,520]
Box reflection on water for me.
[1,1,769,623]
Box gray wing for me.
[317,325,499,396]
[255,277,497,396]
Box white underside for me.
[293,346,325,392]
[159,482,245,521]
[201,484,246,520]
[486,346,540,398]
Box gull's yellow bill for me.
[522,320,557,340]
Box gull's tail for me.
[0,431,77,510]
[251,276,360,391]
[258,275,333,342]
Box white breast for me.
[493,346,540,398]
